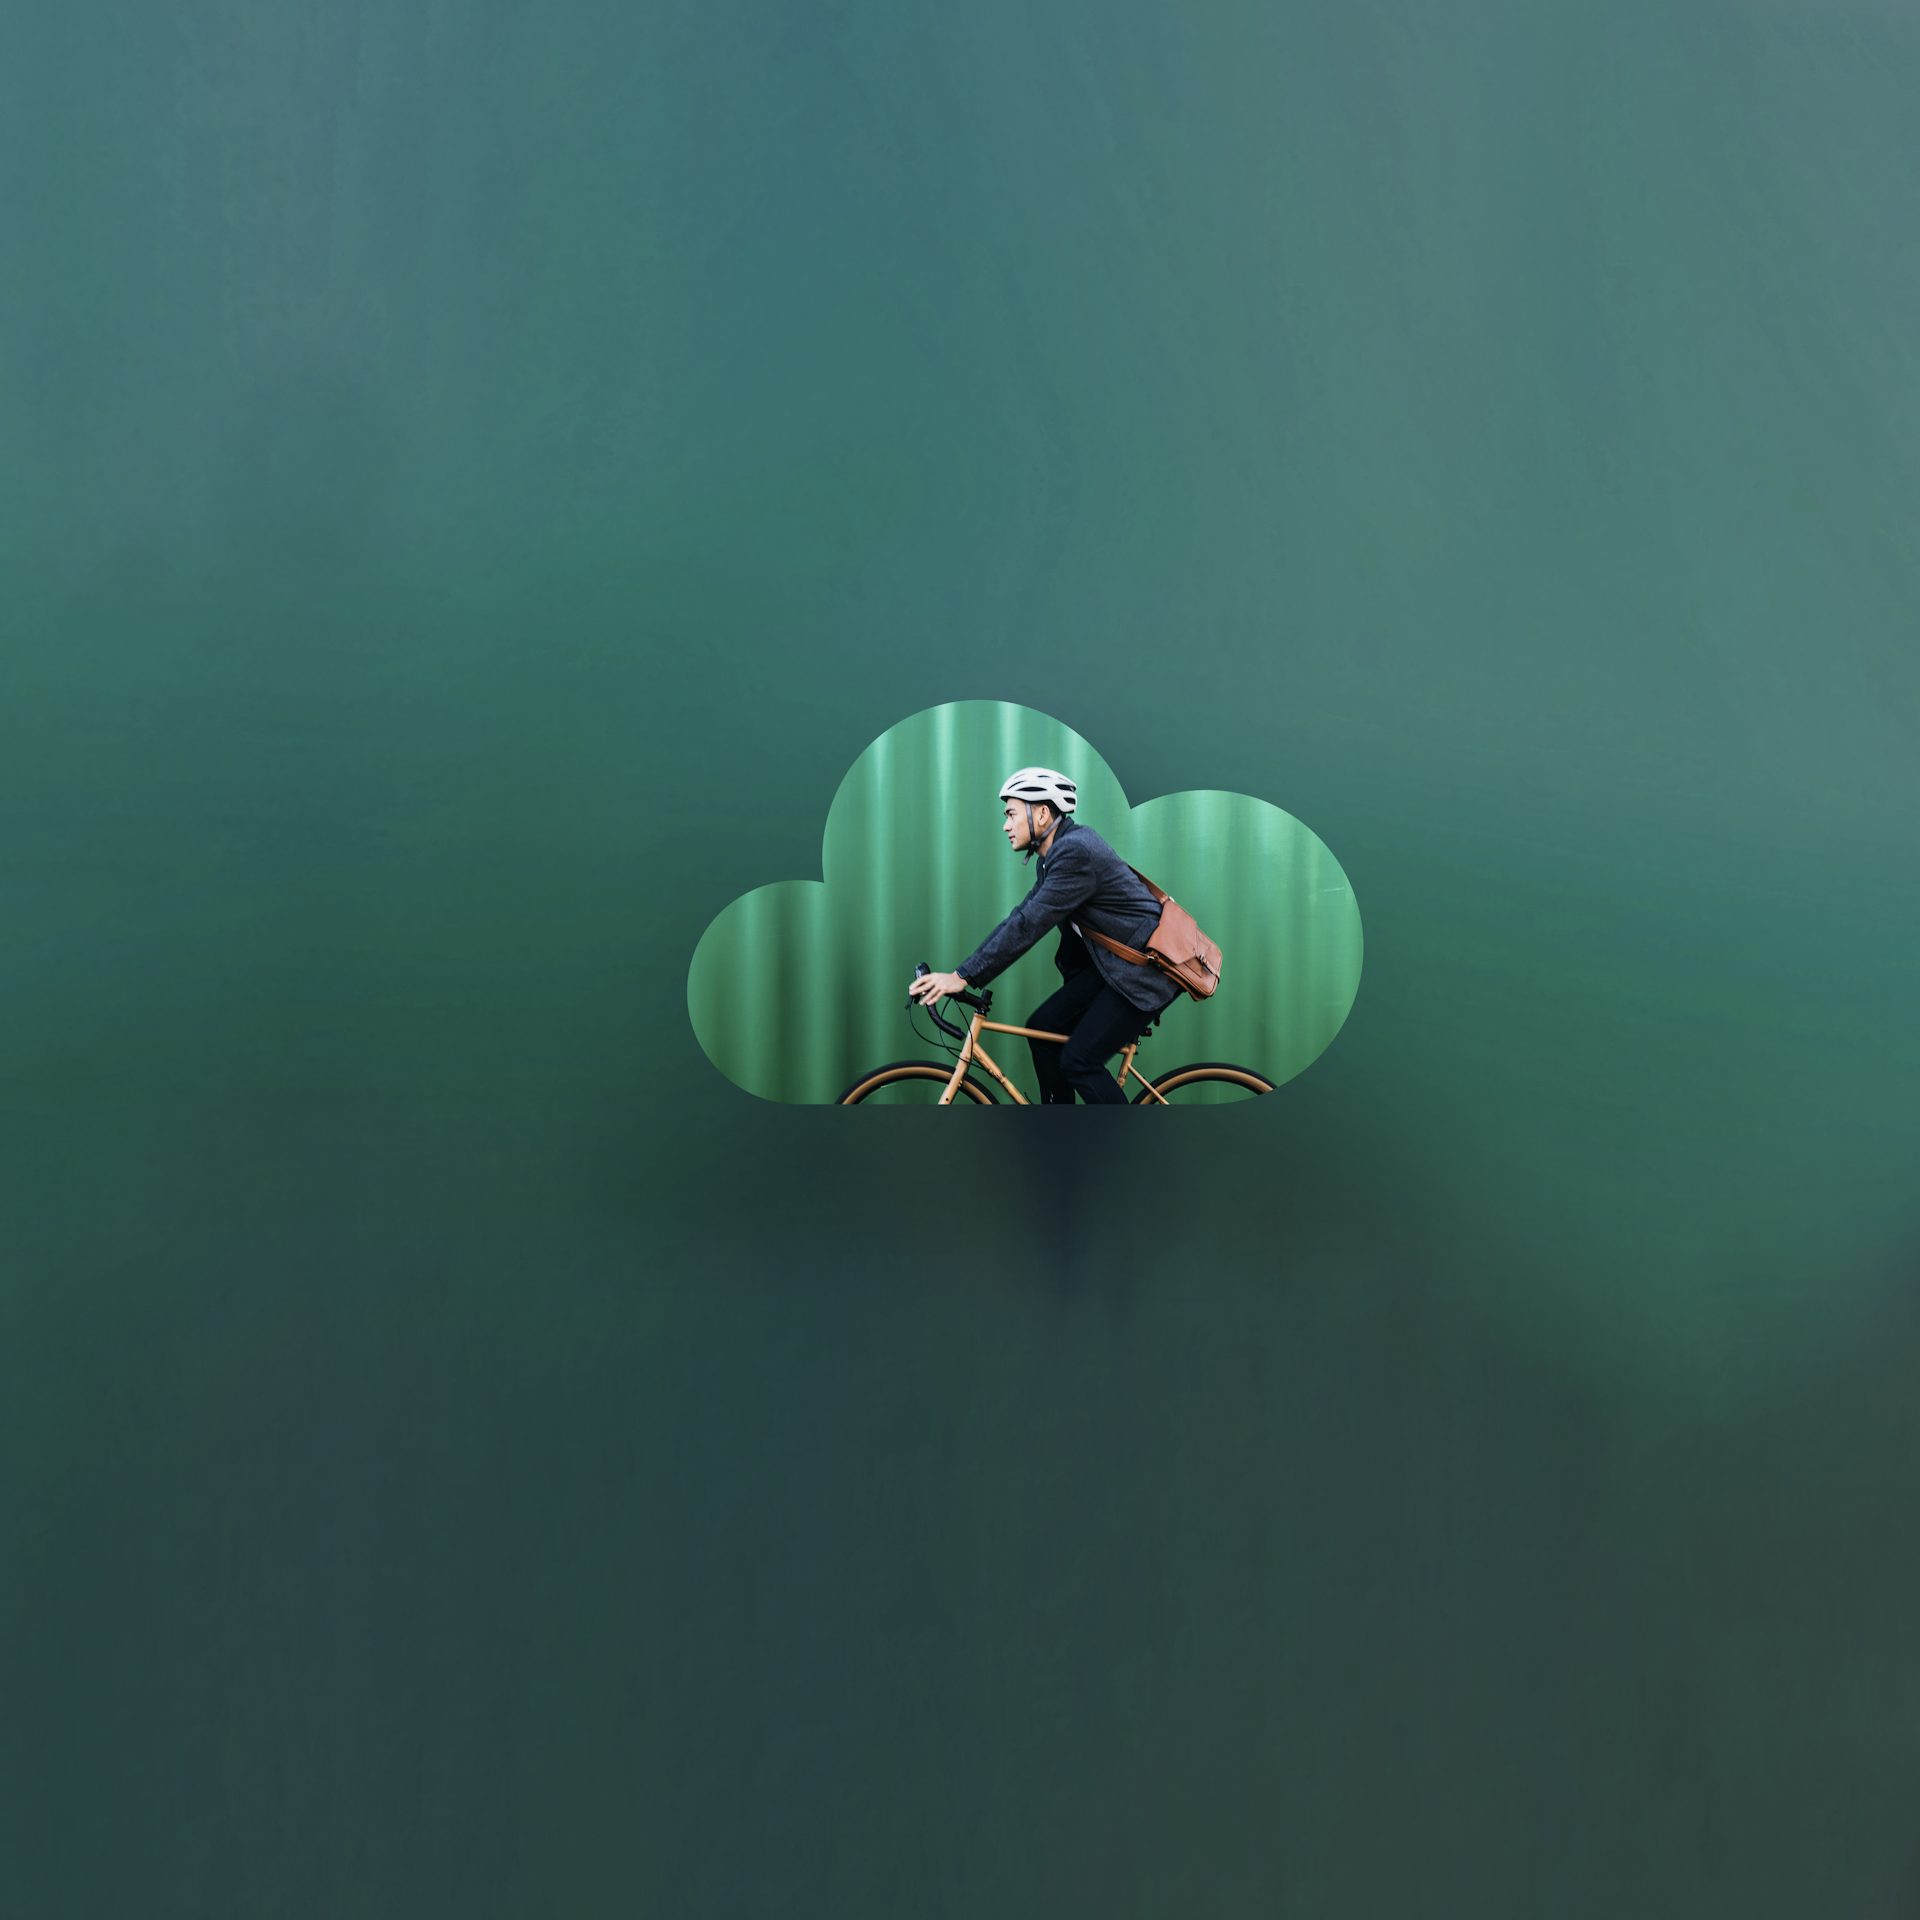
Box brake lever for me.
[906,961,932,1013]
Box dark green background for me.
[5,4,1918,1914]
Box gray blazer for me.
[955,816,1179,1016]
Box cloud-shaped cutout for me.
[688,701,1362,1104]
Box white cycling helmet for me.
[998,767,1078,814]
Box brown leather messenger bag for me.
[1078,868,1223,1001]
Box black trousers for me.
[1027,966,1157,1104]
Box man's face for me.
[1003,799,1052,851]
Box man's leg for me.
[1026,968,1107,1103]
[1058,985,1154,1105]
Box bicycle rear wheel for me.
[1133,1062,1274,1105]
[838,1061,999,1106]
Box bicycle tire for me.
[837,1061,1000,1106]
[1133,1061,1275,1104]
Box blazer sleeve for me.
[954,840,1098,986]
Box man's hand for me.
[909,971,970,1005]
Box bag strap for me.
[1077,864,1177,968]
[1081,924,1156,967]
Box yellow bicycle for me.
[837,965,1274,1106]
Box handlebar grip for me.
[906,959,932,1010]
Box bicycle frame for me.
[940,1006,1171,1106]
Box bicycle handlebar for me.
[908,961,990,1042]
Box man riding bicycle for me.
[908,768,1180,1104]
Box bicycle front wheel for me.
[1134,1062,1274,1106]
[838,1061,1000,1106]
